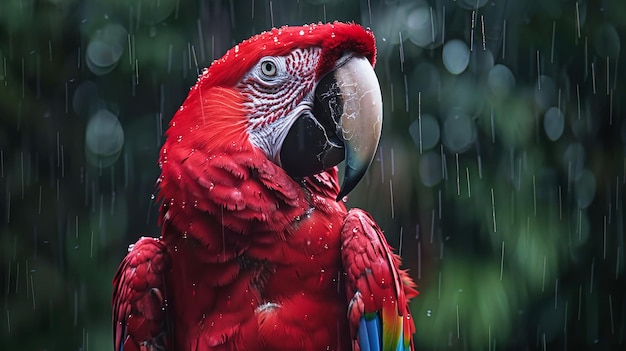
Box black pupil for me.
[264,62,273,73]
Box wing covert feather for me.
[112,237,171,351]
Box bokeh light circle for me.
[85,109,125,167]
[442,39,470,75]
[86,23,127,76]
[419,151,442,187]
[407,3,440,48]
[543,107,565,141]
[593,23,620,59]
[488,64,515,98]
[575,169,596,208]
[456,0,488,10]
[534,75,556,112]
[442,109,475,153]
[136,0,177,24]
[562,143,585,181]
[72,80,100,117]
[409,114,440,151]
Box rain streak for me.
[0,0,624,350]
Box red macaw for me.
[112,22,417,351]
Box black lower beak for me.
[279,56,383,200]
[279,72,345,179]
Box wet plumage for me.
[112,22,417,351]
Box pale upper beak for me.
[279,55,383,200]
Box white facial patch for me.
[237,47,322,164]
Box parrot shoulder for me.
[112,236,172,351]
[341,208,418,351]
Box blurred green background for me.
[1,0,624,350]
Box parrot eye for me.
[260,60,277,77]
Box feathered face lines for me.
[238,47,321,163]
[239,47,320,127]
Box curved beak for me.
[279,56,383,201]
[332,56,383,200]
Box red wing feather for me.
[112,237,171,351]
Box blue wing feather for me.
[359,316,372,351]
[359,314,382,351]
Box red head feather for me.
[200,21,376,89]
[162,22,377,157]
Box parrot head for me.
[163,22,382,200]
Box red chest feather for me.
[159,161,352,350]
